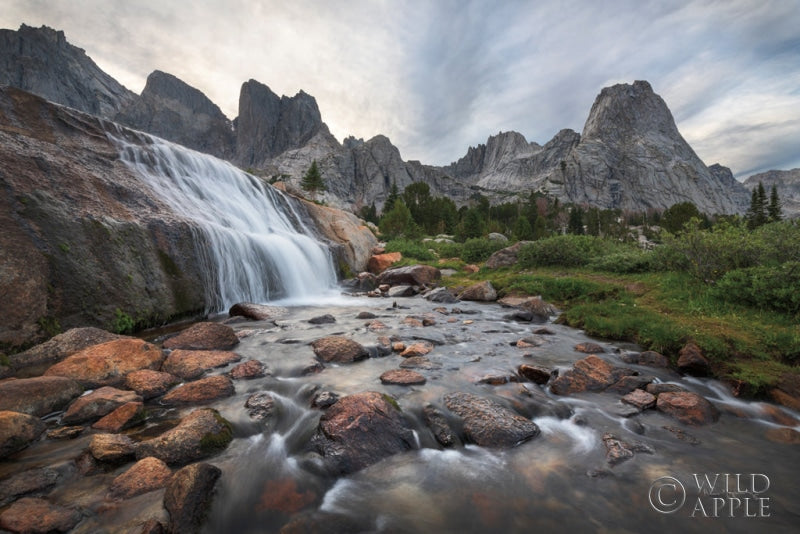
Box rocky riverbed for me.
[1,280,799,533]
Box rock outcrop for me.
[0,24,136,118]
[116,70,234,160]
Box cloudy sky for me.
[3,0,799,178]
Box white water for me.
[108,130,338,311]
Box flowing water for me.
[108,128,339,310]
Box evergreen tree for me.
[532,215,547,240]
[300,160,326,199]
[567,206,585,235]
[359,202,378,224]
[746,182,769,229]
[768,184,782,222]
[586,207,601,236]
[458,208,486,241]
[383,181,400,214]
[513,215,533,241]
[662,202,701,234]
[379,200,417,239]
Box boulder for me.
[229,359,267,379]
[656,392,720,425]
[125,369,180,399]
[62,387,142,425]
[308,314,336,325]
[0,411,45,458]
[0,376,83,417]
[606,375,655,395]
[621,389,657,410]
[400,342,433,358]
[423,404,456,447]
[162,350,241,380]
[502,296,557,323]
[0,467,60,507]
[677,343,711,376]
[367,252,402,274]
[518,364,553,385]
[424,287,458,303]
[135,408,233,465]
[109,456,173,499]
[458,281,497,302]
[443,392,539,447]
[311,337,369,363]
[312,391,416,474]
[485,241,530,269]
[620,350,670,367]
[89,433,136,463]
[245,393,277,421]
[8,327,124,372]
[376,265,441,287]
[91,401,145,432]
[646,383,687,395]
[379,369,426,386]
[487,233,508,243]
[575,342,605,354]
[163,463,221,534]
[769,373,800,412]
[387,285,418,298]
[162,322,239,351]
[161,375,235,405]
[399,357,442,370]
[44,338,164,388]
[228,302,277,321]
[550,355,634,395]
[0,497,82,534]
[311,391,340,410]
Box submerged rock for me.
[161,375,235,405]
[0,467,60,507]
[0,497,82,534]
[312,391,416,474]
[0,411,45,458]
[0,376,83,417]
[443,392,539,447]
[109,456,172,499]
[62,386,142,425]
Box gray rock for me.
[443,392,539,447]
[164,463,221,534]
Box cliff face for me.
[115,70,235,160]
[0,24,136,117]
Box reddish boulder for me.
[161,375,235,405]
[677,343,711,376]
[229,359,267,379]
[656,392,720,425]
[92,401,145,432]
[312,391,416,474]
[44,338,164,388]
[518,364,552,385]
[400,342,433,358]
[367,252,402,274]
[311,336,369,363]
[768,373,800,411]
[0,410,45,458]
[0,376,83,417]
[0,497,81,533]
[89,433,136,463]
[8,327,124,372]
[162,322,238,351]
[162,350,241,380]
[125,369,179,399]
[621,389,657,410]
[109,456,172,499]
[621,350,670,367]
[575,342,605,354]
[380,369,426,385]
[62,386,141,425]
[228,302,278,321]
[550,355,634,395]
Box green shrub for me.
[713,262,800,316]
[502,275,618,304]
[518,235,608,268]
[384,239,436,261]
[587,250,656,273]
[112,308,136,334]
[431,240,463,259]
[461,238,506,263]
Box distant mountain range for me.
[4,23,797,217]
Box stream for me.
[2,294,799,533]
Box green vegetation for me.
[300,160,326,199]
[37,316,61,337]
[111,308,136,334]
[200,410,234,453]
[373,186,797,397]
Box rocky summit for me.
[0,25,762,216]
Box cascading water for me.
[107,129,338,310]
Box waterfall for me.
[108,129,338,311]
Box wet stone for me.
[0,497,82,534]
[0,467,60,507]
[423,404,456,447]
[162,322,239,351]
[245,393,277,420]
[575,342,605,354]
[308,314,336,325]
[621,389,657,410]
[47,426,84,440]
[229,359,267,380]
[311,391,340,409]
[380,369,426,386]
[399,356,442,370]
[606,375,655,395]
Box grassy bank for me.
[385,225,800,398]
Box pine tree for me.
[300,160,326,199]
[383,181,400,214]
[567,206,584,235]
[746,182,769,229]
[513,215,533,241]
[768,184,782,222]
